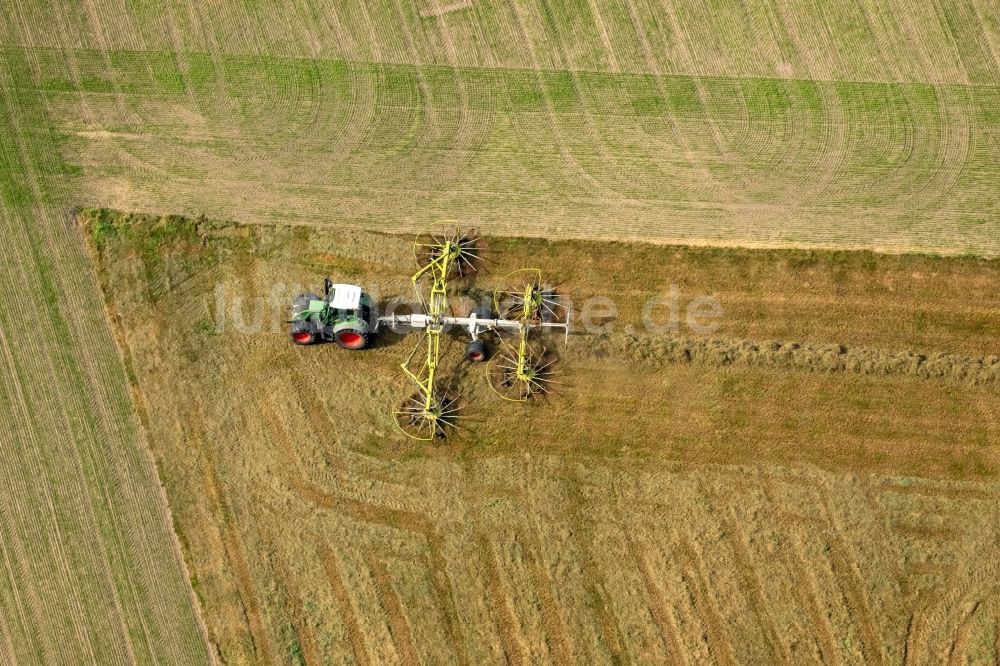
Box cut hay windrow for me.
[4,2,1000,662]
[609,333,1000,386]
[80,210,1000,664]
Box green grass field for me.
[3,0,1000,254]
[1,1,999,664]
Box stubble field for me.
[84,210,1000,665]
[2,1,1000,663]
[4,0,1000,255]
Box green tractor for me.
[289,278,375,349]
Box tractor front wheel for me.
[335,328,369,350]
[291,321,318,345]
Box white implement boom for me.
[377,309,571,344]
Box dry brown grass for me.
[5,3,1000,662]
[84,210,1000,665]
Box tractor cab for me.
[290,278,375,349]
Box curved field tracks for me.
[0,47,210,666]
[86,214,1000,665]
[1,1,999,255]
[1,3,999,664]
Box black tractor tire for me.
[291,320,318,345]
[334,328,370,350]
[466,339,488,363]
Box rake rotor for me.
[487,335,559,402]
[393,386,462,440]
[413,228,482,281]
[494,268,564,322]
[391,229,483,441]
[383,230,569,441]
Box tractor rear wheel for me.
[335,328,369,350]
[465,339,488,362]
[290,321,318,345]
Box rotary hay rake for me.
[380,229,571,440]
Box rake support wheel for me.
[466,339,488,362]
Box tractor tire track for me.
[902,612,916,666]
[995,613,999,666]
[32,8,192,189]
[255,421,471,666]
[719,514,790,664]
[408,0,497,191]
[563,474,628,664]
[0,481,48,664]
[310,54,380,185]
[758,471,841,665]
[0,309,72,665]
[819,489,893,666]
[420,0,474,20]
[947,601,981,666]
[367,554,421,666]
[581,0,621,72]
[786,537,841,666]
[859,477,905,582]
[518,525,573,664]
[318,545,372,666]
[187,406,277,665]
[276,365,347,474]
[657,0,756,194]
[423,540,471,666]
[333,2,402,174]
[476,532,527,665]
[679,539,738,666]
[622,532,687,666]
[534,0,654,201]
[0,596,15,666]
[769,5,851,207]
[826,536,885,666]
[878,479,995,503]
[259,386,430,527]
[621,0,746,206]
[274,556,323,666]
[1,76,197,666]
[373,0,436,187]
[502,0,640,205]
[915,573,1000,662]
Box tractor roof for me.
[329,283,363,309]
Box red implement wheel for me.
[466,339,488,362]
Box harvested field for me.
[83,210,1000,664]
[2,0,1000,255]
[14,49,1000,256]
[0,58,210,664]
[2,2,999,663]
